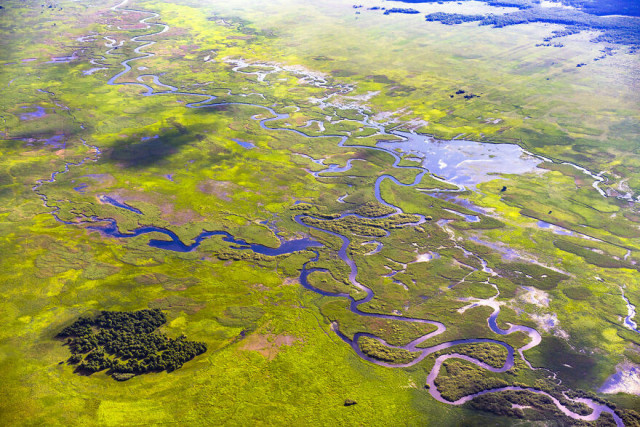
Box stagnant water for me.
[377,132,542,188]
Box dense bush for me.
[384,8,420,15]
[423,6,640,47]
[439,342,508,368]
[425,13,484,25]
[57,309,207,380]
[393,0,640,17]
[434,360,508,401]
[302,213,421,238]
[354,201,396,218]
[358,336,419,364]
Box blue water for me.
[431,193,486,214]
[20,105,46,120]
[73,183,88,193]
[99,195,143,214]
[537,220,573,235]
[444,209,480,222]
[377,133,541,188]
[89,218,321,254]
[44,135,66,149]
[232,138,255,149]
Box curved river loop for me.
[32,0,626,424]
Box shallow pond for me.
[378,132,542,188]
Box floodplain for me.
[1,0,640,425]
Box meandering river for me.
[30,1,624,424]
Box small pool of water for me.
[99,195,143,214]
[20,105,46,120]
[378,132,542,188]
[537,220,573,236]
[74,183,89,193]
[444,209,480,222]
[232,138,255,149]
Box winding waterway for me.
[30,1,624,424]
[621,286,640,334]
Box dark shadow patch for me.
[104,119,206,168]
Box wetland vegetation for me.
[1,0,639,425]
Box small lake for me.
[378,132,542,187]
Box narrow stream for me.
[621,286,640,334]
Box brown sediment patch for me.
[83,173,116,186]
[179,44,199,54]
[291,115,311,126]
[158,203,204,226]
[198,179,233,201]
[575,178,588,187]
[162,27,188,38]
[401,118,429,132]
[111,189,176,204]
[599,362,640,396]
[251,113,270,121]
[240,333,301,360]
[106,190,202,225]
[117,23,149,30]
[282,277,300,286]
[252,283,270,292]
[20,150,42,156]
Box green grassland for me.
[1,0,640,425]
[174,0,640,171]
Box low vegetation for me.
[358,336,421,364]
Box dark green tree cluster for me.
[486,0,531,9]
[561,0,640,17]
[425,12,484,25]
[358,336,420,364]
[383,8,420,15]
[423,6,640,47]
[57,309,207,380]
[392,0,640,17]
[438,343,508,369]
